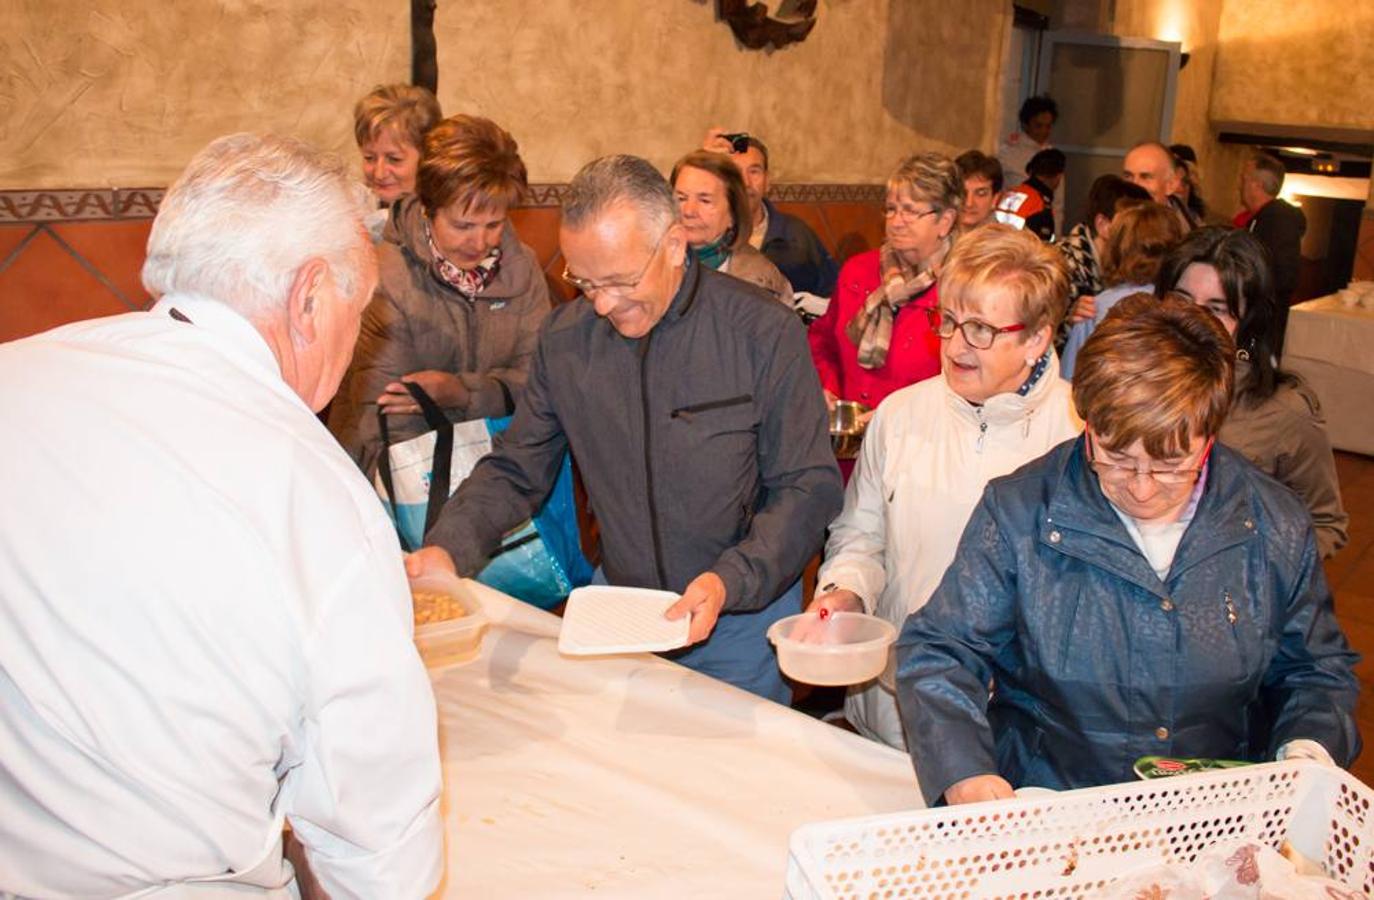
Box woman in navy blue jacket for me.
[896,293,1360,807]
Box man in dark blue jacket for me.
[706,129,840,298]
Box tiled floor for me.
[1328,451,1374,787]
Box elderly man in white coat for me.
[0,134,444,897]
[812,225,1082,749]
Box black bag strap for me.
[375,381,455,552]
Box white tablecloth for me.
[1283,293,1374,455]
[430,581,923,898]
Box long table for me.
[1283,292,1374,455]
[429,581,923,898]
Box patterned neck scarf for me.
[846,238,949,369]
[425,218,502,298]
[1016,350,1052,396]
[691,230,734,271]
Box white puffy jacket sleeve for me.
[816,404,893,614]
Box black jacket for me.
[427,258,843,610]
[1250,198,1306,306]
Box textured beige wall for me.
[429,0,1011,182]
[1,0,1011,189]
[1212,0,1374,132]
[0,0,409,188]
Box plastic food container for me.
[767,611,896,686]
[410,571,488,669]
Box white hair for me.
[142,133,372,320]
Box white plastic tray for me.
[784,761,1373,898]
[558,585,688,655]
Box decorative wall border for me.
[1,182,884,223]
[0,190,165,223]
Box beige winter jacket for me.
[1219,367,1348,558]
[328,197,551,475]
[720,245,794,308]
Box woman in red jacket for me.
[808,153,962,461]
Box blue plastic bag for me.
[373,390,591,609]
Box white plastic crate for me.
[784,761,1373,898]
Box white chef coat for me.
[817,353,1082,748]
[0,294,443,898]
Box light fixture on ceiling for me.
[1312,157,1340,175]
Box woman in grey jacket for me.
[897,295,1360,807]
[329,115,550,475]
[1157,226,1348,558]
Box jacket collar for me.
[761,198,786,246]
[658,252,704,326]
[1025,176,1055,203]
[1041,438,1258,596]
[942,351,1072,429]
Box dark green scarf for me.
[691,231,734,271]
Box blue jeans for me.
[592,569,798,704]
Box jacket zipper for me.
[639,334,669,589]
[1224,590,1248,673]
[670,394,753,419]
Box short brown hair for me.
[889,152,964,223]
[940,224,1069,334]
[670,150,752,250]
[1073,292,1235,458]
[352,84,442,151]
[955,150,1004,193]
[417,115,528,216]
[1100,202,1185,286]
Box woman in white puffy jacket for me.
[813,225,1082,749]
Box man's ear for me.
[664,222,689,267]
[287,258,329,345]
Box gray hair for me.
[889,152,965,217]
[1247,151,1285,198]
[142,133,371,321]
[561,155,677,238]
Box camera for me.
[723,132,750,154]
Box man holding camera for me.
[704,127,839,301]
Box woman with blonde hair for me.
[329,114,551,476]
[1060,201,1184,377]
[353,84,442,235]
[808,152,962,473]
[670,150,793,305]
[811,225,1080,748]
[897,293,1360,805]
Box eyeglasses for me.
[561,229,668,298]
[883,204,941,224]
[926,308,1026,350]
[1085,429,1214,487]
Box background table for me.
[430,581,923,898]
[1283,293,1374,456]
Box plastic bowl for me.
[410,571,488,669]
[767,611,896,686]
